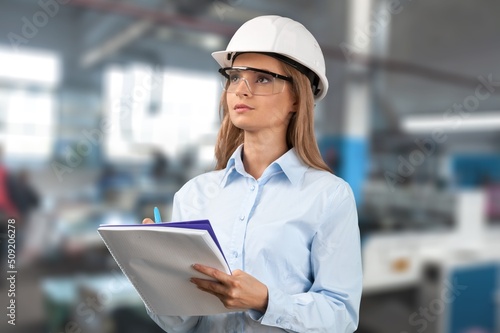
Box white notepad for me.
[98,222,235,316]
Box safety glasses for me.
[218,66,293,96]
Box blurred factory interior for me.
[0,0,499,332]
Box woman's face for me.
[226,53,296,137]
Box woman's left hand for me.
[190,264,268,313]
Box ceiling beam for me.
[69,0,239,68]
[69,0,238,37]
[322,47,500,92]
[69,0,495,91]
[81,19,153,68]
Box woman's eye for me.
[256,75,272,84]
[229,74,240,83]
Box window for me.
[103,63,219,162]
[0,46,60,159]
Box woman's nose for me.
[234,78,252,96]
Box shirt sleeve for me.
[146,307,200,333]
[249,182,363,333]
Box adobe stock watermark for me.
[54,269,132,333]
[211,0,245,21]
[401,278,468,333]
[340,0,417,63]
[50,65,164,182]
[179,180,219,220]
[385,74,500,192]
[7,0,73,51]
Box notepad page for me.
[98,226,234,316]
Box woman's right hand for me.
[142,218,154,224]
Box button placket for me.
[229,178,260,269]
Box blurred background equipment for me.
[0,0,499,332]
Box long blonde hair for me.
[214,61,331,173]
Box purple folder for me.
[100,219,227,264]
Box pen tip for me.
[153,207,161,223]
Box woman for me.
[143,15,362,333]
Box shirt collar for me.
[220,144,308,187]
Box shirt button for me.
[232,251,238,258]
[239,215,245,221]
[250,185,255,191]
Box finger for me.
[192,264,230,283]
[142,218,154,224]
[191,278,226,295]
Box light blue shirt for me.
[147,145,362,332]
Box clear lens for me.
[220,68,287,96]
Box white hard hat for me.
[212,15,329,101]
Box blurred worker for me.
[9,169,40,254]
[0,145,19,220]
[143,15,362,332]
[150,149,169,181]
[10,169,40,222]
[0,145,18,286]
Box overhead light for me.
[155,27,224,52]
[198,33,225,51]
[402,112,500,133]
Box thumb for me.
[142,218,154,224]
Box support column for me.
[339,0,373,205]
[320,0,392,205]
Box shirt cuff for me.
[248,287,294,330]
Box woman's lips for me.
[234,104,254,113]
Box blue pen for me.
[153,206,162,223]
